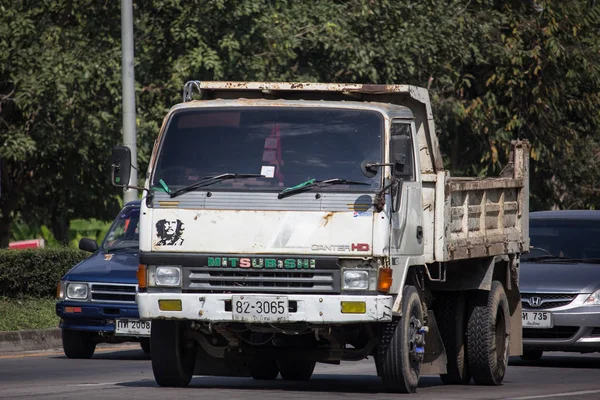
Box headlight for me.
[584,290,600,306]
[66,283,88,300]
[155,266,182,287]
[343,270,370,290]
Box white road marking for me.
[69,382,121,387]
[508,389,600,399]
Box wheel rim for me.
[494,308,508,373]
[408,314,424,369]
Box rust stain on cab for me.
[321,212,334,227]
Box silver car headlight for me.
[343,270,370,290]
[584,290,600,306]
[154,266,182,287]
[66,283,88,300]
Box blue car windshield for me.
[524,219,600,261]
[101,206,140,252]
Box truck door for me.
[389,120,424,256]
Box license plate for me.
[522,311,553,328]
[232,295,289,323]
[115,319,151,336]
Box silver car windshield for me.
[151,107,383,192]
[525,219,600,260]
[101,206,140,251]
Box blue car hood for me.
[63,249,139,284]
[519,261,600,294]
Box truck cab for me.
[56,200,151,358]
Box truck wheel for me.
[151,320,197,387]
[62,329,96,359]
[251,359,279,380]
[520,350,543,361]
[140,338,151,354]
[278,360,315,380]
[434,292,471,385]
[466,281,510,386]
[378,285,424,393]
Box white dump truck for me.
[111,81,529,393]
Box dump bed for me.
[182,81,529,263]
[431,140,529,262]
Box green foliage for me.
[10,218,112,248]
[1,0,599,249]
[0,296,59,331]
[0,248,88,298]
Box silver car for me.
[520,210,600,360]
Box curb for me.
[0,328,62,353]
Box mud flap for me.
[420,310,448,375]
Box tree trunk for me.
[0,157,14,248]
[51,217,70,246]
[0,211,11,249]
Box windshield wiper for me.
[553,258,600,264]
[523,255,578,263]
[277,178,370,199]
[169,173,264,198]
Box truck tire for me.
[378,285,424,393]
[278,360,315,381]
[61,329,96,359]
[466,281,510,386]
[434,292,471,385]
[151,320,196,387]
[251,359,279,380]
[140,338,151,354]
[520,350,543,361]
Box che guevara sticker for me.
[155,214,185,246]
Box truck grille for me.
[521,293,577,310]
[90,283,137,303]
[184,268,340,294]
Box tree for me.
[1,0,599,248]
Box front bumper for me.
[56,300,140,333]
[137,293,393,323]
[523,295,600,351]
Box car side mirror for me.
[111,146,131,187]
[79,238,99,253]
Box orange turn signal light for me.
[137,264,147,289]
[64,306,82,313]
[377,268,393,293]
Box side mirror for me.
[390,135,413,179]
[79,238,99,253]
[360,160,379,178]
[111,146,131,187]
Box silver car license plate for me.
[522,311,553,328]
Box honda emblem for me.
[529,296,542,307]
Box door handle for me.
[416,226,423,243]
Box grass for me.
[0,296,59,331]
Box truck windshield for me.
[101,206,140,251]
[152,107,383,192]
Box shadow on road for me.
[50,348,151,361]
[509,354,600,369]
[116,374,445,394]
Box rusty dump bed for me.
[181,81,529,263]
[438,140,530,261]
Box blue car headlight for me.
[66,283,89,300]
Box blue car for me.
[56,200,150,358]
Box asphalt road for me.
[1,346,600,400]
